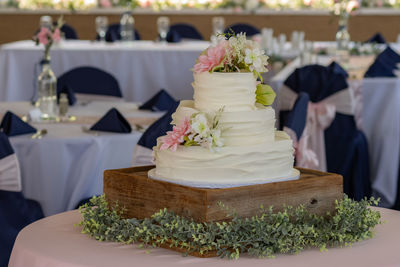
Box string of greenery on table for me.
[78,194,381,259]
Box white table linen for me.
[361,79,400,206]
[272,57,400,207]
[0,40,209,102]
[9,207,400,267]
[0,101,163,216]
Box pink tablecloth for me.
[9,208,400,267]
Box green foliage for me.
[78,195,381,259]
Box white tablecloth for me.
[0,101,163,216]
[0,40,209,102]
[271,57,400,207]
[9,207,400,267]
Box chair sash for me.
[280,85,355,171]
[283,126,319,170]
[0,153,21,192]
[132,145,154,166]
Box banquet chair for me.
[0,132,44,267]
[59,24,79,40]
[166,23,204,42]
[57,66,122,98]
[279,62,371,200]
[224,23,260,37]
[132,102,179,166]
[99,23,141,42]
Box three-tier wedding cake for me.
[150,33,296,187]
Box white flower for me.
[199,136,213,150]
[190,113,210,138]
[229,34,247,52]
[244,47,264,71]
[211,128,224,147]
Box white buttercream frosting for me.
[152,72,295,186]
[153,131,294,183]
[172,100,275,146]
[193,72,258,112]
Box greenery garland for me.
[78,195,381,259]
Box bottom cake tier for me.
[153,131,294,186]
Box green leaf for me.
[256,84,276,106]
[210,56,227,73]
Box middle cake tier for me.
[172,100,276,146]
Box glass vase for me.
[335,13,350,64]
[336,13,350,50]
[37,55,57,120]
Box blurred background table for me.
[9,207,400,267]
[0,40,209,102]
[0,101,163,216]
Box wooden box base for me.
[103,166,343,222]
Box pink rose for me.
[100,0,112,8]
[52,28,61,43]
[193,42,226,73]
[160,117,191,151]
[36,27,50,45]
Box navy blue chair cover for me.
[0,133,44,267]
[393,170,400,210]
[137,102,179,149]
[283,63,371,200]
[100,23,141,42]
[60,24,78,40]
[365,46,400,78]
[365,32,386,44]
[139,89,177,112]
[57,67,122,97]
[0,111,36,137]
[166,23,203,42]
[224,23,260,37]
[90,108,132,133]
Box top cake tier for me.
[193,72,257,112]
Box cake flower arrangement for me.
[160,108,224,151]
[159,32,276,152]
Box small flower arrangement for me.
[160,108,224,151]
[332,0,360,17]
[33,16,64,61]
[194,32,269,78]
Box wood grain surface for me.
[104,166,343,222]
[1,12,400,44]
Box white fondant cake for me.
[152,72,295,187]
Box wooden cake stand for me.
[104,166,343,222]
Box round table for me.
[0,101,163,216]
[8,207,400,267]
